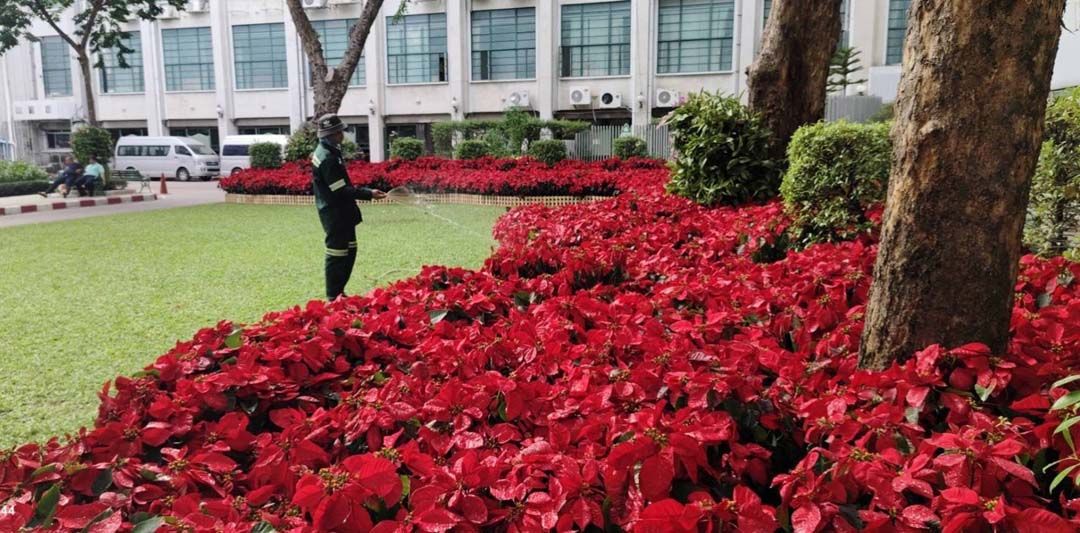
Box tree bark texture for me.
[77,53,97,125]
[747,0,841,161]
[286,0,384,120]
[858,0,1067,370]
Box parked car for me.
[219,135,289,175]
[113,136,220,181]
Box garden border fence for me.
[570,125,672,161]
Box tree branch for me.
[78,0,106,50]
[284,0,327,82]
[337,0,384,80]
[29,0,79,51]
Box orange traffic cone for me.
[159,174,168,195]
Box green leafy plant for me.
[432,111,588,157]
[285,126,319,162]
[527,139,568,167]
[781,121,892,247]
[1025,88,1080,257]
[613,136,648,159]
[71,126,114,166]
[827,47,868,94]
[1045,375,1080,491]
[664,91,780,206]
[249,142,283,169]
[869,103,894,123]
[340,138,360,161]
[0,160,48,183]
[454,139,490,160]
[390,137,424,161]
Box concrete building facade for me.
[1,0,1079,165]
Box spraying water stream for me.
[384,186,493,241]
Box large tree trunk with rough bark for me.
[747,0,841,161]
[285,0,384,121]
[859,0,1067,370]
[76,51,97,125]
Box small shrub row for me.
[0,180,48,197]
[0,160,48,184]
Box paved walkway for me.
[0,181,225,228]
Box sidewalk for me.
[0,180,226,228]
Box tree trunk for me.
[285,0,384,121]
[858,0,1067,370]
[747,0,841,161]
[76,51,97,126]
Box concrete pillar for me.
[366,7,387,162]
[629,0,652,126]
[140,19,167,135]
[210,0,238,140]
[734,0,759,101]
[283,3,307,132]
[535,0,557,120]
[446,0,468,120]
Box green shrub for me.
[665,91,779,206]
[390,137,424,160]
[613,136,648,159]
[249,142,283,169]
[0,160,48,183]
[71,126,114,166]
[868,103,894,123]
[780,121,892,247]
[0,180,49,197]
[285,126,319,162]
[432,112,589,157]
[527,139,568,167]
[455,139,490,160]
[1024,88,1080,257]
[340,138,360,161]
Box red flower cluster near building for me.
[4,185,1080,531]
[219,157,669,197]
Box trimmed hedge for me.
[1025,87,1080,256]
[249,143,283,169]
[0,180,49,197]
[665,91,780,206]
[527,140,568,167]
[614,136,648,159]
[72,126,114,166]
[390,138,424,161]
[781,121,892,247]
[454,139,490,160]
[285,127,318,163]
[0,160,48,184]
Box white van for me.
[220,135,289,175]
[113,136,220,181]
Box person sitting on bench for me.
[40,156,82,198]
[75,156,105,197]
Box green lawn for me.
[0,203,502,447]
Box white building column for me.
[365,7,388,162]
[210,0,237,139]
[283,4,307,131]
[734,0,759,100]
[629,0,652,126]
[535,0,557,121]
[446,0,468,120]
[140,19,167,135]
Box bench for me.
[111,169,151,194]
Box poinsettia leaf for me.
[791,503,822,533]
[1012,508,1072,533]
[224,329,243,349]
[1049,463,1079,491]
[249,522,277,533]
[29,483,61,528]
[130,515,164,533]
[1052,375,1080,389]
[428,310,449,324]
[1051,390,1080,412]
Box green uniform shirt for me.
[311,140,373,231]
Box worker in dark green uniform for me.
[311,114,386,300]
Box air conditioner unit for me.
[159,6,180,19]
[505,91,530,109]
[655,88,680,108]
[187,0,209,12]
[302,0,329,8]
[598,92,622,109]
[569,87,591,107]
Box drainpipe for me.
[732,0,743,96]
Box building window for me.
[162,27,215,91]
[763,0,771,26]
[386,13,448,84]
[169,127,219,152]
[238,126,290,135]
[560,1,631,78]
[100,32,144,94]
[764,0,849,47]
[658,0,735,74]
[45,130,72,149]
[886,0,910,65]
[310,19,366,87]
[107,128,149,144]
[472,8,536,81]
[233,23,287,89]
[40,36,72,97]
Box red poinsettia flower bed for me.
[4,185,1080,532]
[219,157,669,197]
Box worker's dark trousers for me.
[324,225,358,300]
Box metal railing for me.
[570,124,673,160]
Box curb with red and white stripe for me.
[0,194,158,216]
